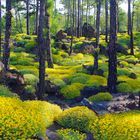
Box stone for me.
[46,130,62,140]
[5,69,25,94]
[45,80,58,95]
[56,30,67,41]
[128,73,137,79]
[126,101,137,109]
[82,23,95,38]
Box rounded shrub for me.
[24,74,39,86]
[57,106,97,132]
[0,97,62,139]
[117,82,133,93]
[117,68,131,76]
[88,92,113,102]
[57,129,86,140]
[51,78,66,88]
[60,83,84,99]
[0,85,17,97]
[25,85,36,94]
[25,40,37,52]
[69,73,90,84]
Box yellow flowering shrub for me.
[57,106,97,132]
[57,128,86,140]
[0,97,62,139]
[91,111,140,140]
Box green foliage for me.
[88,92,113,102]
[117,68,131,76]
[57,129,86,140]
[57,106,97,132]
[0,85,17,97]
[51,78,66,88]
[117,76,140,94]
[60,83,84,99]
[13,47,26,52]
[24,74,39,86]
[25,40,37,52]
[68,73,90,84]
[0,97,62,139]
[86,75,107,87]
[117,82,133,93]
[92,111,140,140]
[25,85,36,94]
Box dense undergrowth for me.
[1,32,140,139]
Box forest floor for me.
[1,32,140,139]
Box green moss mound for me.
[88,92,113,102]
[57,106,97,132]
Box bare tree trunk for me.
[37,0,46,99]
[3,0,12,71]
[18,11,23,33]
[128,0,131,35]
[105,0,109,42]
[93,0,101,72]
[108,0,117,94]
[45,11,54,68]
[35,0,39,34]
[77,0,80,37]
[128,0,134,55]
[0,0,2,59]
[26,0,30,35]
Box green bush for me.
[57,129,86,140]
[57,106,97,132]
[117,68,131,76]
[118,76,140,94]
[25,40,37,52]
[0,85,17,97]
[88,92,113,102]
[14,47,26,52]
[86,75,107,87]
[68,73,90,84]
[51,78,66,88]
[60,83,84,99]
[24,74,39,86]
[25,85,36,94]
[10,57,34,66]
[119,61,129,67]
[117,82,133,93]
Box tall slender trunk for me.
[128,0,131,35]
[18,11,23,33]
[128,0,134,55]
[26,0,30,35]
[108,0,117,94]
[45,11,54,68]
[77,0,80,37]
[105,0,108,42]
[35,0,39,34]
[3,0,12,71]
[0,0,2,59]
[93,0,101,72]
[37,0,46,99]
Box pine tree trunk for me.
[128,0,134,55]
[35,0,39,35]
[3,0,12,71]
[37,0,46,99]
[77,0,80,38]
[0,0,2,59]
[45,11,54,68]
[105,0,108,43]
[26,0,30,35]
[93,0,101,72]
[108,0,117,94]
[128,0,131,35]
